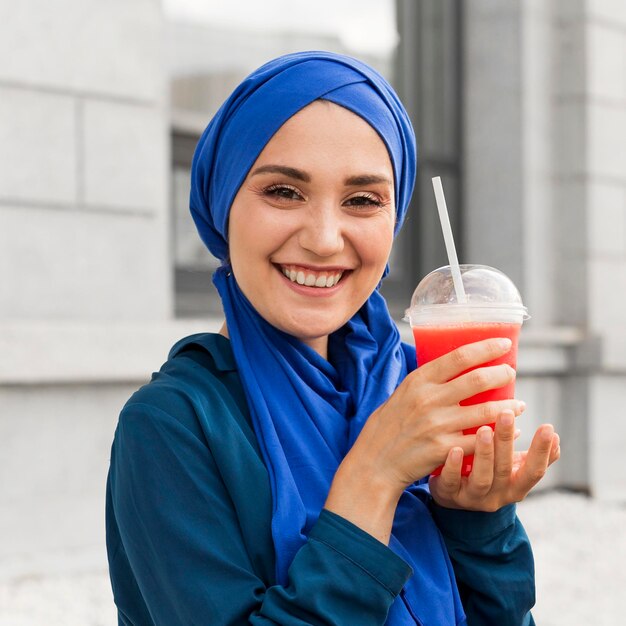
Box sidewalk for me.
[0,491,623,625]
[518,490,624,625]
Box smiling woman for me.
[165,1,400,318]
[227,101,395,357]
[106,51,559,626]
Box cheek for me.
[358,222,394,266]
[229,205,282,261]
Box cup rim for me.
[404,302,530,325]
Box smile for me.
[279,264,345,288]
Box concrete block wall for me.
[466,0,626,499]
[0,384,135,580]
[583,0,626,499]
[0,208,170,321]
[0,0,180,579]
[554,0,626,499]
[0,319,219,580]
[0,0,171,323]
[0,0,161,100]
[0,88,76,204]
[584,4,626,327]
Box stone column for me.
[464,0,575,492]
[566,0,626,500]
[465,0,626,500]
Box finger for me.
[493,410,515,488]
[454,399,525,431]
[435,447,464,497]
[443,364,516,406]
[511,450,527,472]
[513,424,554,496]
[548,433,560,466]
[425,338,513,384]
[429,448,464,504]
[466,426,495,496]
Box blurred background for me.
[1,0,625,624]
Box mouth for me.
[277,264,347,288]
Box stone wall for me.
[579,0,626,499]
[465,0,626,499]
[0,0,170,322]
[0,0,183,580]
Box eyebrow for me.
[250,165,392,187]
[250,165,311,182]
[344,174,392,187]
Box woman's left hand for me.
[429,410,561,512]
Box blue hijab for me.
[190,51,464,625]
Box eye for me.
[263,184,304,201]
[344,193,384,208]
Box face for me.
[228,100,395,358]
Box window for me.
[171,125,222,317]
[383,0,464,318]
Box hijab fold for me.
[191,51,465,625]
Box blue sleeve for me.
[107,402,412,625]
[429,501,536,626]
[261,509,413,625]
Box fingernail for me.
[541,425,555,441]
[451,448,463,462]
[500,411,514,427]
[479,427,493,443]
[514,428,521,439]
[498,338,512,350]
[518,401,526,413]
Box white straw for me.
[432,176,467,304]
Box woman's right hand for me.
[325,338,524,544]
[352,337,523,492]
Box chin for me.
[280,317,345,343]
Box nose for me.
[297,204,344,257]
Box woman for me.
[106,51,559,625]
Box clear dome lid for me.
[405,264,529,325]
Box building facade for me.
[1,0,625,581]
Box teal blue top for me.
[106,333,535,625]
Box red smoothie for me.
[412,322,520,476]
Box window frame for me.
[383,0,464,319]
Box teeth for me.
[327,273,341,287]
[280,265,344,288]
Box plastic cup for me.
[405,264,529,476]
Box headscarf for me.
[190,51,464,625]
